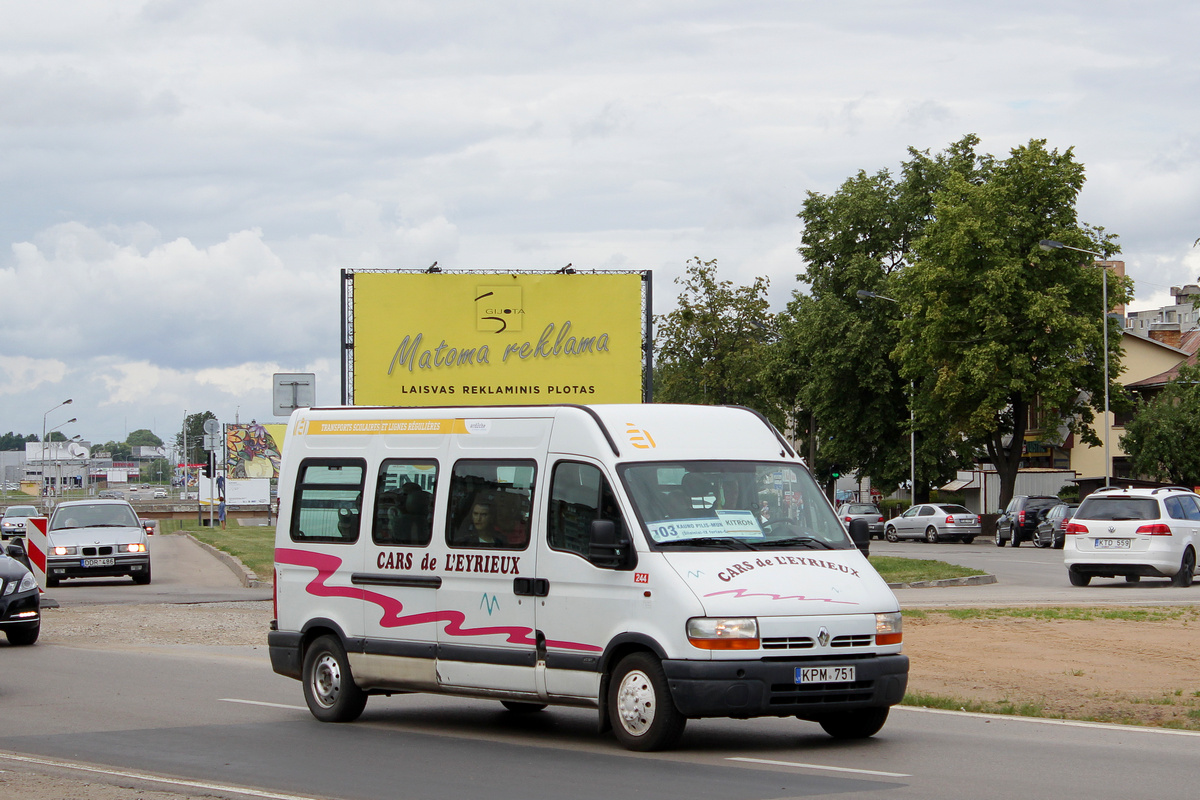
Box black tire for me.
[501,701,547,713]
[1032,532,1046,549]
[1068,567,1091,587]
[1052,534,1064,550]
[5,623,39,646]
[608,652,686,751]
[995,526,1007,547]
[1125,575,1141,583]
[302,634,367,723]
[924,527,939,544]
[884,526,899,543]
[46,576,60,587]
[817,707,890,739]
[1171,548,1195,588]
[962,537,975,544]
[1010,526,1021,547]
[132,564,152,585]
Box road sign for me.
[203,434,220,451]
[203,418,220,435]
[274,373,316,416]
[26,516,47,590]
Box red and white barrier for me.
[25,516,48,591]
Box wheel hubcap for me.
[616,669,655,735]
[312,652,342,708]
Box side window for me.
[291,459,365,543]
[1164,496,1187,520]
[373,460,438,546]
[1181,495,1200,522]
[548,461,627,559]
[446,460,535,550]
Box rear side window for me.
[446,460,535,549]
[291,459,366,543]
[373,461,438,546]
[1181,495,1200,521]
[1076,497,1159,522]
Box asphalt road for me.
[39,532,271,605]
[877,537,1200,607]
[2,534,1198,800]
[1,639,1197,800]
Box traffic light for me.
[830,464,841,479]
[202,452,214,478]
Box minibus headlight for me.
[875,612,903,645]
[686,617,759,650]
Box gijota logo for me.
[476,287,525,333]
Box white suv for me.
[1064,487,1198,587]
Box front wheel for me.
[817,707,889,739]
[132,564,152,585]
[1172,548,1196,588]
[608,653,686,751]
[924,527,939,544]
[884,526,899,543]
[5,623,39,646]
[962,537,975,544]
[302,634,367,723]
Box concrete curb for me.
[182,533,271,589]
[887,573,998,590]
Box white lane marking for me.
[220,698,308,711]
[896,705,1200,736]
[0,751,324,800]
[727,757,911,778]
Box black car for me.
[1032,503,1078,550]
[0,539,40,645]
[995,495,1061,547]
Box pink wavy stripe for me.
[703,588,859,605]
[276,548,601,653]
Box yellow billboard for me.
[350,272,645,406]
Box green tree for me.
[653,257,781,425]
[0,432,38,450]
[1121,365,1200,486]
[175,412,217,466]
[142,457,172,483]
[127,429,164,448]
[775,136,986,494]
[97,440,133,461]
[897,138,1130,508]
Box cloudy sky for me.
[2,1,1198,448]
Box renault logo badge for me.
[817,627,830,647]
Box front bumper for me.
[0,589,40,629]
[663,654,908,719]
[48,554,150,580]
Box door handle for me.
[513,578,550,597]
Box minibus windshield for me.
[619,461,852,550]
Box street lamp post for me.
[44,418,77,503]
[857,290,917,504]
[42,399,73,500]
[1039,239,1112,489]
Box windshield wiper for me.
[656,537,754,550]
[759,536,839,550]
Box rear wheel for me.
[302,634,367,723]
[884,526,899,543]
[1125,575,1141,583]
[1010,527,1021,547]
[994,526,1007,547]
[1032,532,1047,549]
[1172,548,1196,588]
[817,707,889,739]
[962,537,975,544]
[1068,567,1091,587]
[608,652,686,751]
[924,527,939,544]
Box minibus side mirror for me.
[588,519,635,570]
[848,518,870,557]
